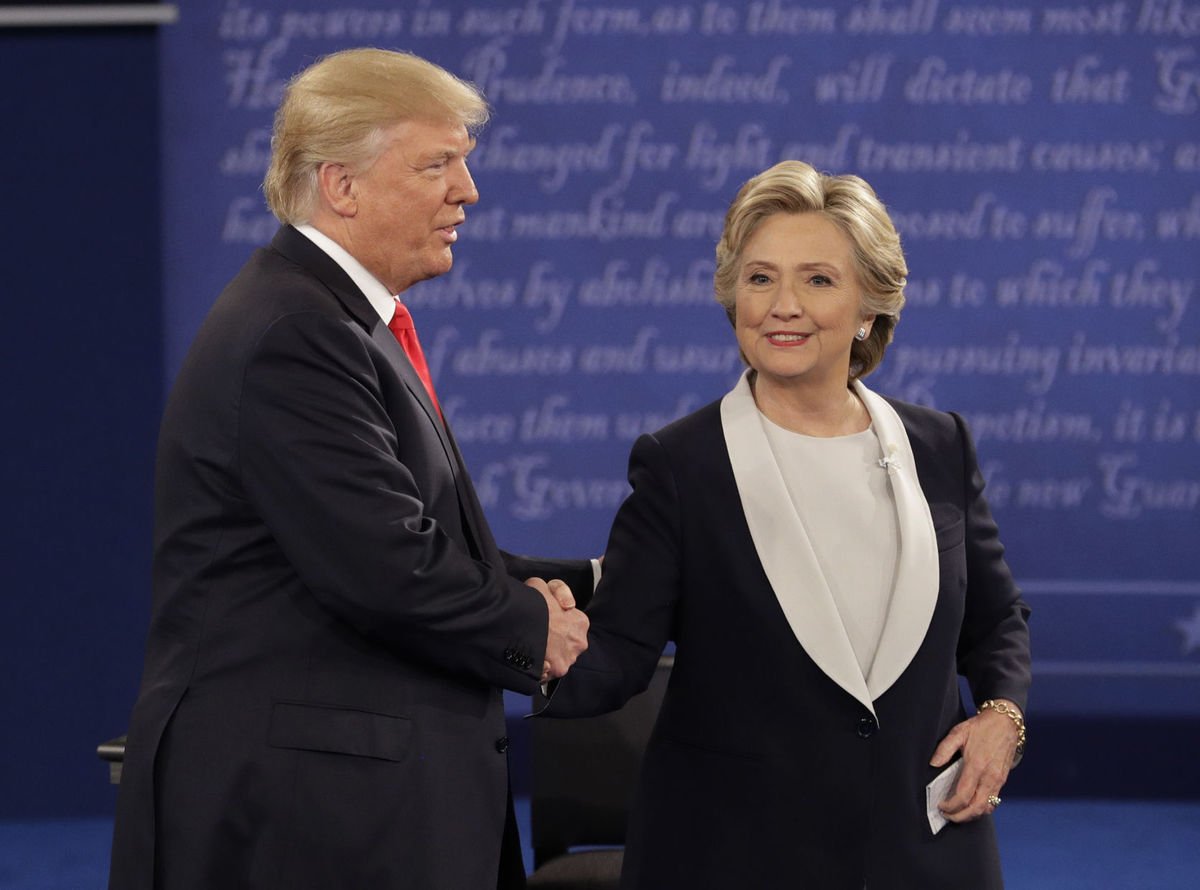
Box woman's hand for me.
[929,700,1023,823]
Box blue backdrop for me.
[161,0,1200,719]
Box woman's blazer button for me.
[856,715,878,739]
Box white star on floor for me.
[1173,604,1200,656]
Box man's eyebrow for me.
[425,138,476,161]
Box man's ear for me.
[316,162,357,218]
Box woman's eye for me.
[748,272,771,285]
[810,274,832,286]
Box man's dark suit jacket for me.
[543,388,1032,890]
[109,226,589,890]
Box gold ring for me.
[987,795,1002,808]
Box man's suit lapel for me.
[367,322,460,468]
[443,423,495,563]
[268,226,487,555]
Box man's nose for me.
[452,164,479,205]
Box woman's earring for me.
[854,327,868,341]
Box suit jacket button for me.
[495,736,510,754]
[857,716,877,739]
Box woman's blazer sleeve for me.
[502,552,597,609]
[950,411,1033,712]
[541,431,682,717]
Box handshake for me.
[526,577,590,684]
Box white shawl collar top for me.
[720,371,939,720]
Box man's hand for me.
[525,577,589,682]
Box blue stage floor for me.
[3,798,1198,888]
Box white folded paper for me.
[925,759,963,835]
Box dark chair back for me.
[97,734,127,784]
[528,655,672,887]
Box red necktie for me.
[388,299,442,419]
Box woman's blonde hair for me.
[263,48,489,224]
[714,160,908,380]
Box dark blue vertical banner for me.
[161,0,1199,718]
[0,23,161,818]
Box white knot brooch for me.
[877,444,900,476]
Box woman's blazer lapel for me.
[720,372,939,720]
[853,380,940,704]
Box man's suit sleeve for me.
[238,309,548,693]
